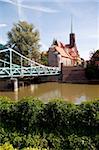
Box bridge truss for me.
[0,48,60,78]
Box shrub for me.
[66,134,96,150]
[0,97,15,130]
[78,100,99,135]
[37,99,75,135]
[0,97,44,134]
[0,127,9,144]
[46,133,62,150]
[14,97,44,133]
[93,135,99,149]
[0,142,14,150]
[0,97,99,149]
[23,148,48,150]
[25,134,48,149]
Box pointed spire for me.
[70,15,75,47]
[71,15,73,33]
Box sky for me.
[0,0,99,60]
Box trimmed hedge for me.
[0,97,99,149]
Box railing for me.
[0,48,60,78]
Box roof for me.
[50,39,80,60]
[68,47,78,57]
[54,45,73,59]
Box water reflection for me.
[75,95,86,104]
[14,90,18,101]
[0,82,99,103]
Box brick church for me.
[48,24,81,67]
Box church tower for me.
[69,17,75,47]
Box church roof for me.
[49,29,80,60]
[54,45,73,59]
[67,46,78,58]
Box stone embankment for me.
[61,66,88,83]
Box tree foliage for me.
[86,49,99,79]
[7,21,40,61]
[85,64,99,79]
[0,97,99,149]
[40,52,48,65]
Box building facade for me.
[48,32,81,67]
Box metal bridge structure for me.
[0,48,60,78]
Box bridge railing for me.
[0,48,60,78]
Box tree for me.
[0,44,9,67]
[7,21,40,61]
[40,51,48,65]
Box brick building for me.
[48,30,81,67]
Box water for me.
[0,82,99,103]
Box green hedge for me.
[37,99,99,136]
[0,97,99,149]
[0,142,48,150]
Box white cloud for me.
[0,0,59,13]
[21,4,59,13]
[0,0,15,4]
[0,23,7,27]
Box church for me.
[48,24,81,67]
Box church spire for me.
[70,15,75,47]
[71,15,73,33]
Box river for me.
[0,82,99,103]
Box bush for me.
[78,100,99,135]
[0,97,15,130]
[0,127,9,144]
[14,97,44,133]
[66,134,96,150]
[23,148,48,150]
[93,135,99,149]
[0,143,48,150]
[38,99,99,136]
[0,97,99,149]
[0,142,14,150]
[0,97,44,134]
[37,99,75,135]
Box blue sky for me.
[0,0,99,60]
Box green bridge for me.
[0,48,60,78]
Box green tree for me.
[0,44,8,66]
[40,52,48,65]
[7,21,40,61]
